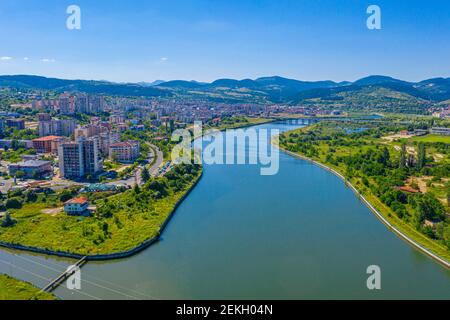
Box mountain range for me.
[1,74,450,112]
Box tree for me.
[59,190,73,203]
[446,185,450,208]
[111,152,118,163]
[15,170,25,179]
[1,212,16,228]
[141,167,150,183]
[379,146,390,165]
[414,193,446,223]
[32,170,40,180]
[5,198,22,209]
[416,142,426,170]
[101,222,109,236]
[25,191,38,203]
[11,139,20,151]
[399,143,406,169]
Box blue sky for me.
[0,0,449,83]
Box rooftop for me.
[33,135,63,142]
[110,141,139,148]
[10,160,52,167]
[65,197,88,205]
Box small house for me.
[64,197,89,216]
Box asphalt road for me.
[111,143,163,187]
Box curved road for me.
[110,143,163,187]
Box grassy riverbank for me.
[206,116,274,131]
[279,120,450,264]
[0,274,56,300]
[0,164,202,256]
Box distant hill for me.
[353,75,409,86]
[137,80,165,86]
[157,80,207,89]
[153,76,344,103]
[1,74,450,112]
[0,75,170,97]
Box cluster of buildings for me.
[105,97,270,123]
[431,106,450,119]
[55,115,141,179]
[33,93,105,115]
[31,94,348,130]
[4,110,142,180]
[0,117,26,132]
[37,114,77,137]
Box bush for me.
[1,212,16,228]
[25,191,38,203]
[5,198,22,209]
[59,190,74,203]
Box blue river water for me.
[1,120,449,299]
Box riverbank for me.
[0,274,56,300]
[0,164,203,260]
[273,139,450,269]
[215,117,276,130]
[0,118,272,260]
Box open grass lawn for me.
[411,134,450,144]
[0,274,56,300]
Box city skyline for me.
[1,0,450,83]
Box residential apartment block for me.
[38,118,76,137]
[58,137,102,179]
[32,135,65,154]
[109,140,140,163]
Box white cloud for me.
[41,58,56,63]
[23,57,29,61]
[160,57,168,62]
[0,56,13,60]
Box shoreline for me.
[274,140,450,270]
[0,117,272,261]
[0,170,203,261]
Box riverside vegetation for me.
[0,115,268,256]
[280,117,450,262]
[0,163,201,255]
[0,274,56,300]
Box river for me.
[1,120,449,299]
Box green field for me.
[411,134,450,144]
[0,274,56,300]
